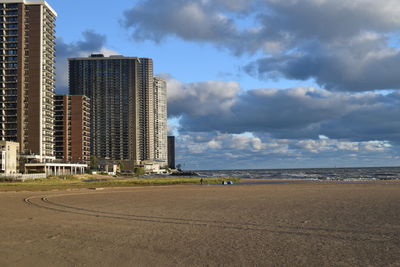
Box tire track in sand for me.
[24,191,396,243]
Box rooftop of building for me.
[0,140,19,146]
[154,76,166,82]
[1,0,57,16]
[68,54,152,61]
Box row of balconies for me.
[0,4,19,9]
[43,15,56,24]
[3,96,16,102]
[43,26,55,34]
[3,43,17,48]
[0,17,18,23]
[43,19,55,28]
[43,27,55,34]
[43,62,56,68]
[44,34,55,42]
[42,59,56,66]
[1,121,17,126]
[0,33,18,38]
[43,53,55,60]
[0,126,17,132]
[0,105,16,109]
[1,110,17,117]
[42,40,56,47]
[3,130,16,136]
[3,64,17,69]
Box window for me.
[5,76,16,82]
[6,56,17,61]
[6,36,17,42]
[7,17,18,22]
[6,83,17,88]
[6,4,18,9]
[5,90,17,95]
[6,11,18,15]
[6,30,17,35]
[6,63,17,68]
[6,23,17,28]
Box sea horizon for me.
[192,165,400,172]
[192,166,400,180]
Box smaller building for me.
[96,159,120,175]
[54,95,91,164]
[25,163,87,176]
[167,136,175,169]
[0,141,19,175]
[141,160,169,174]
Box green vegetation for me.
[134,167,146,175]
[0,175,240,192]
[90,156,98,170]
[48,175,78,180]
[0,177,15,183]
[118,161,125,171]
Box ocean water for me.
[195,167,400,181]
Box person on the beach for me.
[200,178,203,185]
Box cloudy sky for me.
[48,0,400,170]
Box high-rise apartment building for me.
[0,0,56,162]
[167,136,175,169]
[69,55,160,164]
[54,95,90,164]
[153,76,167,165]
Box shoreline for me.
[0,176,400,193]
[240,178,400,183]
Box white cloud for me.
[175,131,399,169]
[296,138,391,154]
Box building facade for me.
[0,0,56,162]
[0,140,18,174]
[153,77,167,165]
[54,95,90,164]
[167,136,175,169]
[69,54,162,164]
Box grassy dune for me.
[0,175,240,192]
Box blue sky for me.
[49,0,400,170]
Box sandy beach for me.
[0,183,399,266]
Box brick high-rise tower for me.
[69,55,158,164]
[0,0,56,162]
[54,95,91,164]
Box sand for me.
[0,183,399,266]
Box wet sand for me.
[0,183,399,266]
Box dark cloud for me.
[121,0,268,55]
[123,0,400,91]
[166,75,240,117]
[257,0,400,43]
[56,31,108,94]
[245,35,400,91]
[122,0,238,43]
[166,76,400,143]
[248,0,400,91]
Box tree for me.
[118,161,125,172]
[90,156,98,170]
[134,167,146,175]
